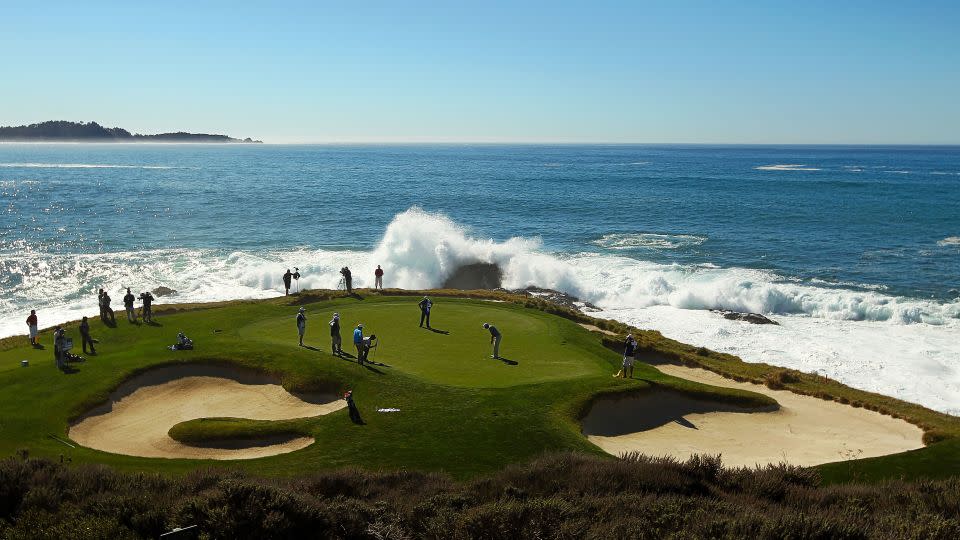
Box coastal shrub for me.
[2,454,960,538]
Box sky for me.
[1,0,959,144]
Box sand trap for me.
[69,365,344,460]
[584,364,924,467]
[578,323,617,336]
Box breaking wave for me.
[592,233,707,250]
[755,164,821,171]
[938,236,960,247]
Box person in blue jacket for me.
[353,324,364,364]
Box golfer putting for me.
[482,322,502,359]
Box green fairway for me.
[0,292,772,478]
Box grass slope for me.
[0,292,771,479]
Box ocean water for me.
[1,143,958,413]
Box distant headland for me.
[0,121,262,143]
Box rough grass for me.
[1,452,958,539]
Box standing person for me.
[359,334,377,364]
[53,326,65,369]
[353,324,364,364]
[622,334,637,379]
[340,267,353,294]
[283,269,293,296]
[329,312,343,356]
[296,307,307,346]
[97,289,106,322]
[482,323,502,359]
[418,296,433,329]
[102,291,116,325]
[26,310,39,347]
[123,288,136,323]
[79,316,96,355]
[374,265,384,290]
[140,291,154,323]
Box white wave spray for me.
[2,207,959,414]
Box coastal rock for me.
[711,309,779,325]
[152,286,178,297]
[519,286,602,312]
[442,263,503,290]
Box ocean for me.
[1,143,958,413]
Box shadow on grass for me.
[145,321,162,327]
[302,345,321,352]
[426,327,450,335]
[494,356,519,366]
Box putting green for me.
[245,298,610,388]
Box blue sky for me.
[2,0,958,143]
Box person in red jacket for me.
[374,265,384,290]
[26,310,39,347]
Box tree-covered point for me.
[0,120,260,142]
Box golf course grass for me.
[0,289,957,482]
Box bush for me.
[0,454,957,538]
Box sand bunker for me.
[584,364,924,467]
[69,364,344,460]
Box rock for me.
[711,309,779,325]
[518,286,601,312]
[152,286,178,297]
[442,263,503,290]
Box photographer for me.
[340,266,353,294]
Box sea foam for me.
[2,208,959,414]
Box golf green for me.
[0,293,773,478]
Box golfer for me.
[353,324,364,363]
[26,310,38,346]
[483,322,502,359]
[418,296,432,328]
[296,307,307,346]
[359,334,377,365]
[330,312,343,355]
[123,288,136,323]
[79,316,96,355]
[622,334,637,378]
[374,265,384,290]
[283,269,293,296]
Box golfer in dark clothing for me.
[79,316,96,354]
[341,267,353,294]
[483,323,502,359]
[283,269,293,296]
[101,291,116,325]
[622,334,637,378]
[418,296,432,328]
[123,288,136,323]
[330,313,343,355]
